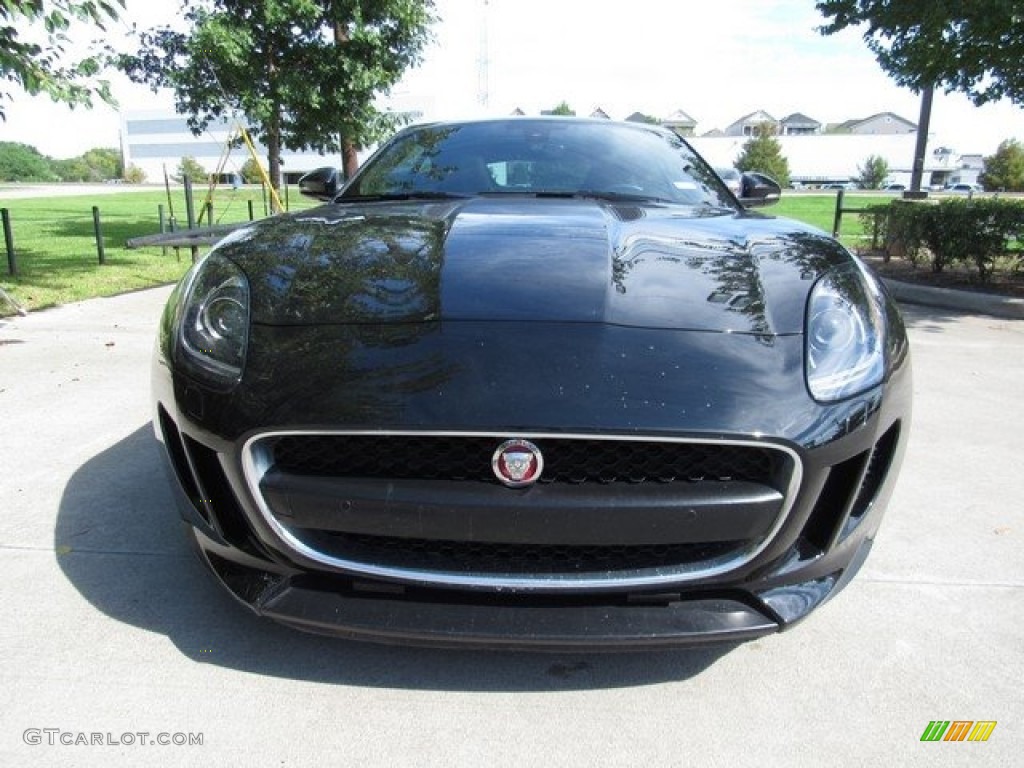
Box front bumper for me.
[153,320,910,649]
[188,521,872,650]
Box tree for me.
[0,0,124,120]
[734,124,790,187]
[0,142,54,180]
[175,156,208,184]
[51,156,91,181]
[548,101,575,116]
[816,1,1024,106]
[980,139,1024,192]
[82,147,121,178]
[240,157,266,185]
[857,154,889,189]
[120,0,436,206]
[123,163,146,183]
[50,146,121,181]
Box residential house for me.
[724,110,778,137]
[779,113,821,136]
[828,112,917,135]
[662,109,698,137]
[624,111,660,124]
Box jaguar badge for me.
[492,439,544,488]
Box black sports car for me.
[153,118,911,649]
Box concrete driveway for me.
[0,288,1021,767]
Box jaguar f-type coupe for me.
[153,118,911,648]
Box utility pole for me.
[905,85,934,200]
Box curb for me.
[883,278,1024,320]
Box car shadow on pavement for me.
[898,301,989,331]
[56,424,740,691]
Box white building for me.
[121,110,347,184]
[690,133,964,187]
[122,108,980,190]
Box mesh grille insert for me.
[318,532,740,574]
[270,434,782,487]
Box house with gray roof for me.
[662,109,698,137]
[724,110,778,136]
[828,112,917,135]
[779,112,821,135]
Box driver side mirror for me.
[739,172,781,208]
[298,167,342,201]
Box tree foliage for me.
[0,0,124,120]
[52,146,121,180]
[980,138,1024,192]
[175,155,208,184]
[0,141,54,180]
[548,101,575,116]
[123,163,146,183]
[240,156,266,185]
[0,141,122,181]
[119,0,436,202]
[816,1,1024,106]
[734,126,790,187]
[857,154,889,189]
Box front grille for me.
[271,434,781,487]
[244,431,801,587]
[317,532,738,574]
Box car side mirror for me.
[739,172,781,208]
[298,167,342,201]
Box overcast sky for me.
[2,0,1022,159]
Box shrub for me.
[863,198,1024,280]
[123,164,147,183]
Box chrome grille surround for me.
[241,430,803,591]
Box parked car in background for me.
[945,183,983,194]
[153,117,910,649]
[883,183,905,192]
[714,166,742,197]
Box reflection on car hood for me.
[213,198,850,334]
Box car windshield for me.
[341,119,736,207]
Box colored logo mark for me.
[920,721,997,742]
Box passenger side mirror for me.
[739,172,781,208]
[298,167,342,201]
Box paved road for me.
[1,289,1021,767]
[0,183,162,201]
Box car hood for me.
[213,198,850,335]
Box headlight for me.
[805,265,884,402]
[178,253,250,384]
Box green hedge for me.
[861,198,1024,280]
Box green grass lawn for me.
[0,186,317,315]
[0,188,880,316]
[774,192,889,241]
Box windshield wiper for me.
[574,189,674,204]
[338,191,470,202]
[477,190,673,203]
